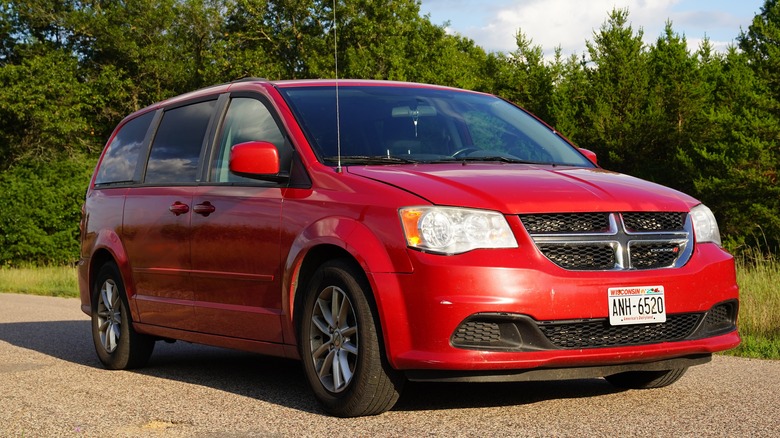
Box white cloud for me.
[425,0,759,58]
[469,0,681,55]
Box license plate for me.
[608,286,666,325]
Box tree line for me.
[1,0,778,266]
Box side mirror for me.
[579,148,598,165]
[229,141,281,178]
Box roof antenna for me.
[333,0,343,173]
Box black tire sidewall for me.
[91,262,153,370]
[299,259,399,416]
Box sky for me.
[418,0,766,57]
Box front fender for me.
[281,216,414,358]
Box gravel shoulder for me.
[1,292,778,437]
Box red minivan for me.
[79,79,739,417]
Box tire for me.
[299,259,404,417]
[604,368,688,389]
[91,262,155,370]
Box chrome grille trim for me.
[520,213,693,271]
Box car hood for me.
[348,163,699,213]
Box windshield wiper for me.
[454,156,548,165]
[323,155,420,165]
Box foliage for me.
[0,48,96,168]
[0,156,94,267]
[581,9,651,174]
[0,0,779,265]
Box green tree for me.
[69,0,188,110]
[548,49,589,143]
[0,49,94,168]
[479,32,554,121]
[223,0,329,79]
[682,48,780,251]
[643,22,710,190]
[581,8,650,175]
[739,0,780,111]
[0,157,94,267]
[338,0,424,80]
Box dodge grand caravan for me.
[79,79,739,417]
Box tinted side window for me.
[212,98,287,183]
[145,100,216,184]
[95,111,154,185]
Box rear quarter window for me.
[94,111,155,185]
[144,100,216,184]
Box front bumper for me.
[405,353,713,382]
[370,242,740,372]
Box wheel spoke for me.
[331,289,342,327]
[108,322,119,351]
[104,282,114,309]
[337,350,353,384]
[311,315,331,337]
[101,289,111,312]
[318,349,335,379]
[316,296,335,328]
[312,341,331,361]
[332,351,343,389]
[102,323,112,351]
[342,340,358,356]
[337,293,351,330]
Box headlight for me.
[690,204,722,246]
[399,206,518,254]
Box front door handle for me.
[169,201,190,216]
[193,201,216,217]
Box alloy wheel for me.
[309,285,359,393]
[96,279,122,354]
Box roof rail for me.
[231,77,268,83]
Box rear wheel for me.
[299,259,403,417]
[605,368,688,389]
[91,262,155,370]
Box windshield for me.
[278,85,594,167]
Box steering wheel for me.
[451,147,480,159]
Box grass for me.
[723,250,780,360]
[1,257,778,359]
[0,265,79,298]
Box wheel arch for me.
[282,217,413,365]
[85,230,138,320]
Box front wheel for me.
[91,262,155,370]
[604,368,688,389]
[299,259,403,417]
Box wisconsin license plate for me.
[608,286,666,325]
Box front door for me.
[190,96,290,342]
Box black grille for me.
[703,302,736,332]
[520,213,610,234]
[537,243,615,270]
[630,242,681,269]
[538,313,701,349]
[521,212,690,271]
[452,321,501,346]
[623,212,685,232]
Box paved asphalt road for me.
[1,293,778,437]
